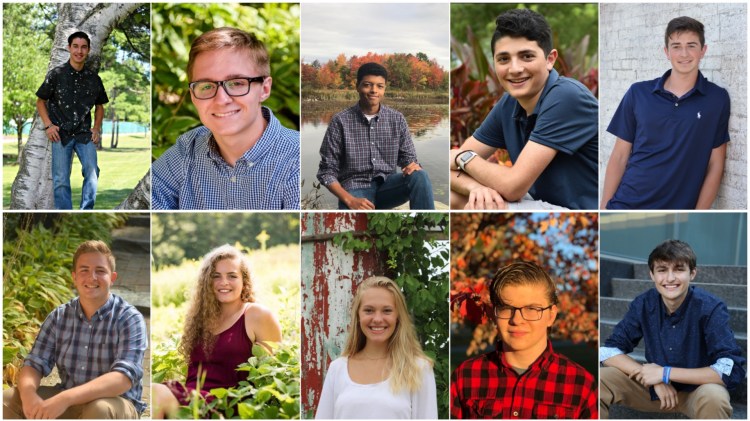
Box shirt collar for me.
[353,102,386,123]
[77,293,115,321]
[497,339,556,372]
[513,68,559,119]
[661,285,694,319]
[653,69,707,96]
[206,106,275,164]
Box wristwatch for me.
[458,150,478,171]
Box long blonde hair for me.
[179,245,255,362]
[341,276,432,393]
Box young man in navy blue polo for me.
[449,8,598,210]
[599,240,744,419]
[601,16,729,209]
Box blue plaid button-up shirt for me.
[24,294,148,413]
[152,106,300,210]
[317,103,418,190]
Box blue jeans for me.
[339,170,435,210]
[51,140,99,210]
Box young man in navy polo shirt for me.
[449,8,598,210]
[601,17,729,209]
[600,240,745,419]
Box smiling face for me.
[67,37,90,68]
[190,48,272,148]
[493,36,557,114]
[211,257,244,305]
[72,252,116,307]
[496,283,557,358]
[664,31,706,77]
[358,286,399,345]
[650,260,695,310]
[357,75,386,113]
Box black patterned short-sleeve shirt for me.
[36,61,109,144]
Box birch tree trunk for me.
[10,3,141,209]
[115,170,150,210]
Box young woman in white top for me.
[315,276,438,419]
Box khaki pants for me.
[3,386,138,419]
[600,366,732,419]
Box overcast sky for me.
[301,3,450,70]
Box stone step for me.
[600,319,747,358]
[600,297,746,334]
[124,213,150,228]
[634,263,746,285]
[610,278,746,307]
[112,226,150,254]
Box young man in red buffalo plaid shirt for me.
[451,262,598,419]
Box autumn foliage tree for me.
[302,51,447,91]
[451,213,598,356]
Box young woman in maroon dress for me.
[152,245,282,418]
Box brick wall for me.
[600,3,747,209]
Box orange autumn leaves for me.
[451,213,599,356]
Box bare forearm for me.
[669,366,724,386]
[36,99,53,127]
[58,371,131,406]
[695,162,724,209]
[17,366,42,399]
[450,170,486,196]
[603,354,643,377]
[324,181,353,203]
[94,105,104,130]
[601,156,627,208]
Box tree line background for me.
[302,52,448,91]
[151,3,300,160]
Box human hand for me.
[464,186,507,210]
[21,391,44,419]
[632,363,663,387]
[653,383,678,410]
[29,393,70,419]
[45,125,61,142]
[92,128,101,145]
[402,162,422,176]
[344,196,375,210]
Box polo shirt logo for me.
[697,112,702,119]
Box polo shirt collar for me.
[76,293,115,321]
[513,68,560,119]
[653,70,707,96]
[206,106,275,164]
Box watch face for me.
[461,152,474,163]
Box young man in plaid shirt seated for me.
[3,241,147,419]
[451,261,598,419]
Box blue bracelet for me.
[663,366,672,385]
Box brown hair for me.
[73,240,115,272]
[490,261,558,308]
[187,27,270,81]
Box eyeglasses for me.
[188,76,266,100]
[494,305,553,321]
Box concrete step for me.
[600,297,746,334]
[610,278,746,307]
[125,213,150,228]
[112,226,150,254]
[634,263,746,285]
[600,320,747,358]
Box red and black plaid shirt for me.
[451,341,598,419]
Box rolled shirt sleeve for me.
[110,308,148,387]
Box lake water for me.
[301,99,449,209]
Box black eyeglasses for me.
[188,76,266,100]
[494,305,553,321]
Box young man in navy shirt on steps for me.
[599,240,744,419]
[601,17,729,209]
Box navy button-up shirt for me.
[24,294,148,413]
[601,286,745,398]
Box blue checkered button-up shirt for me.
[317,104,418,190]
[24,294,148,413]
[152,106,300,210]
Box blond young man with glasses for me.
[450,261,598,419]
[151,27,300,210]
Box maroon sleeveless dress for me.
[165,313,254,405]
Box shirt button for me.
[672,325,676,328]
[370,126,374,129]
[84,345,88,349]
[669,347,673,351]
[230,176,236,182]
[674,103,678,107]
[513,411,519,417]
[248,162,254,168]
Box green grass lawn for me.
[3,132,151,209]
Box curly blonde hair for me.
[341,276,432,393]
[179,245,255,362]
